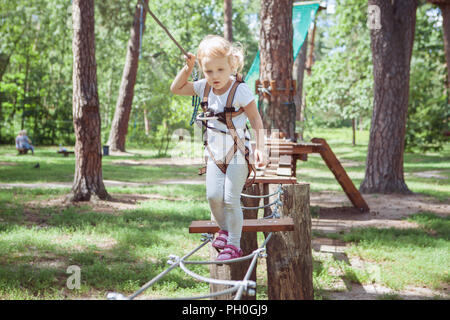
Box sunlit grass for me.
[0,127,448,299]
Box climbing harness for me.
[196,75,256,188]
[107,185,284,301]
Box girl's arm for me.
[170,53,196,96]
[243,100,268,168]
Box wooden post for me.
[265,183,313,300]
[209,184,260,300]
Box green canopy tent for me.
[244,1,321,100]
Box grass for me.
[310,212,449,299]
[297,127,450,202]
[0,127,448,299]
[0,190,212,299]
[343,213,449,290]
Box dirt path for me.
[309,191,449,300]
[310,191,449,234]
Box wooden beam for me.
[189,218,295,234]
[311,137,370,212]
[250,176,298,184]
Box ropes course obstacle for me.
[107,1,318,300]
[107,186,299,300]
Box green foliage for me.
[0,0,259,147]
[304,0,373,129]
[0,0,74,145]
[1,0,446,153]
[406,3,449,153]
[305,0,448,153]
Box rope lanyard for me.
[140,0,189,57]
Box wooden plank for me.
[189,218,295,234]
[278,155,293,166]
[276,167,292,176]
[291,145,318,154]
[268,157,279,164]
[311,137,369,212]
[269,149,295,155]
[264,169,278,176]
[251,176,297,184]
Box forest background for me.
[0,0,447,154]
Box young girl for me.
[170,35,267,261]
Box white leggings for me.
[206,156,249,248]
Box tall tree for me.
[107,0,148,152]
[294,34,308,124]
[259,0,295,140]
[224,0,233,42]
[71,0,109,201]
[428,0,450,91]
[360,0,418,194]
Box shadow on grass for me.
[0,187,212,299]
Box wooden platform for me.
[249,137,369,213]
[189,217,295,234]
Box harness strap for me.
[198,78,256,187]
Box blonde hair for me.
[197,35,245,77]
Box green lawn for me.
[0,128,448,299]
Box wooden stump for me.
[209,184,260,300]
[264,183,313,300]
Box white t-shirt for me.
[193,78,255,163]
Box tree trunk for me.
[437,2,450,91]
[306,16,317,76]
[264,183,313,300]
[143,108,150,135]
[259,0,295,140]
[70,0,109,202]
[21,50,31,131]
[224,0,233,42]
[294,31,308,123]
[360,0,418,194]
[352,118,356,146]
[107,0,148,152]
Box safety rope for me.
[140,0,189,57]
[106,186,284,301]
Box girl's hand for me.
[254,148,268,169]
[184,52,196,70]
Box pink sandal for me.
[212,230,228,252]
[216,244,243,261]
